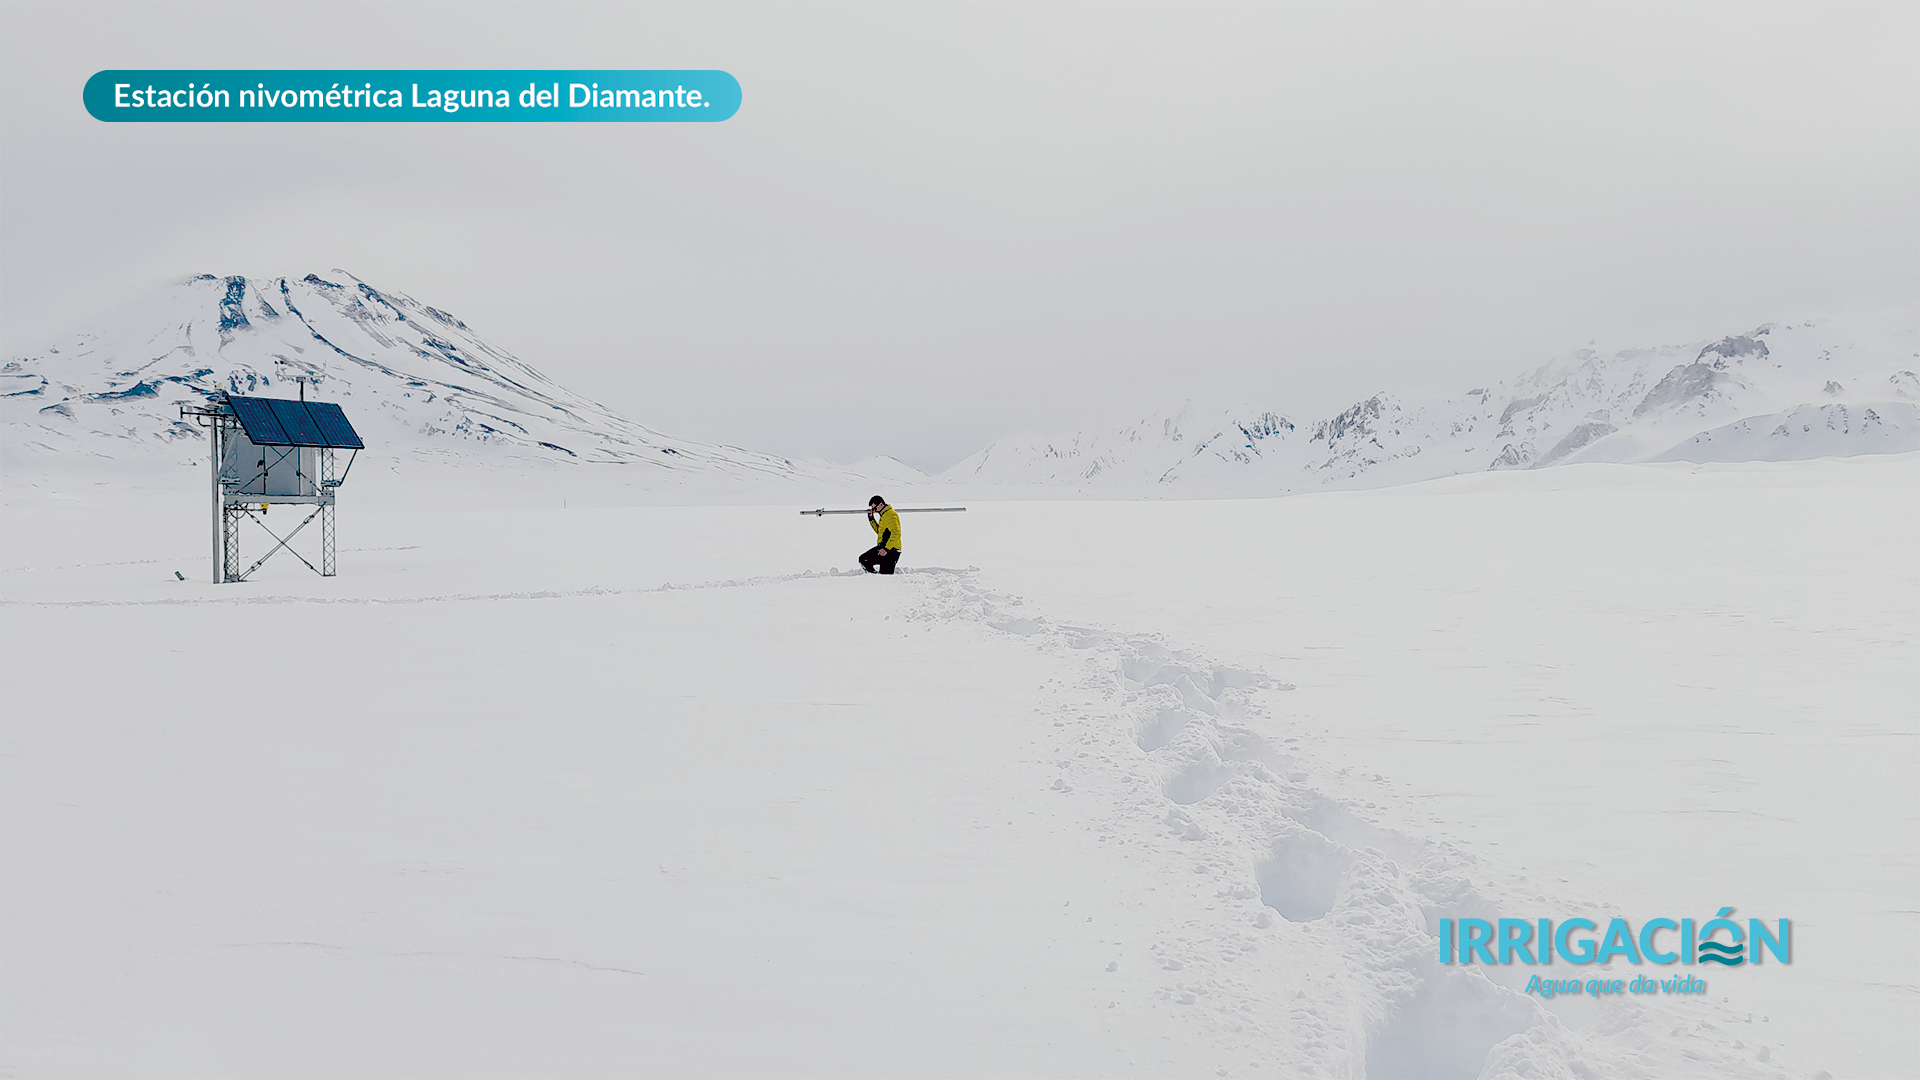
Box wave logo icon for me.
[1698,906,1746,966]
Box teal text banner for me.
[83,70,741,122]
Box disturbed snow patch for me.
[902,568,1793,1080]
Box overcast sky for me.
[2,2,1914,470]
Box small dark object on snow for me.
[174,570,186,581]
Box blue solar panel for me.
[305,402,364,449]
[267,398,326,446]
[229,396,291,445]
[227,395,365,448]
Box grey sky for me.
[2,1,1914,471]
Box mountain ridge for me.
[939,322,1920,494]
[1,270,872,487]
[7,276,1915,496]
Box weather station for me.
[180,388,364,583]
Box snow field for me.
[4,453,1916,1078]
[4,574,1203,1076]
[928,454,1920,1078]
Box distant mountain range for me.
[5,272,1915,494]
[0,270,869,485]
[938,322,1920,494]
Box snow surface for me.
[4,452,1915,1078]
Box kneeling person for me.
[860,495,902,574]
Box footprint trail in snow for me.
[901,567,1801,1080]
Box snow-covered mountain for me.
[836,455,929,485]
[942,321,1920,494]
[940,402,1303,491]
[9,279,1915,498]
[1,271,865,485]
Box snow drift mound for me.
[1,271,862,486]
[1652,401,1920,463]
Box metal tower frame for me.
[182,393,361,584]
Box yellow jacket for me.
[870,506,902,550]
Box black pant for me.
[860,546,901,574]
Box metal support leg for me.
[321,502,336,576]
[210,424,224,583]
[222,504,243,582]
